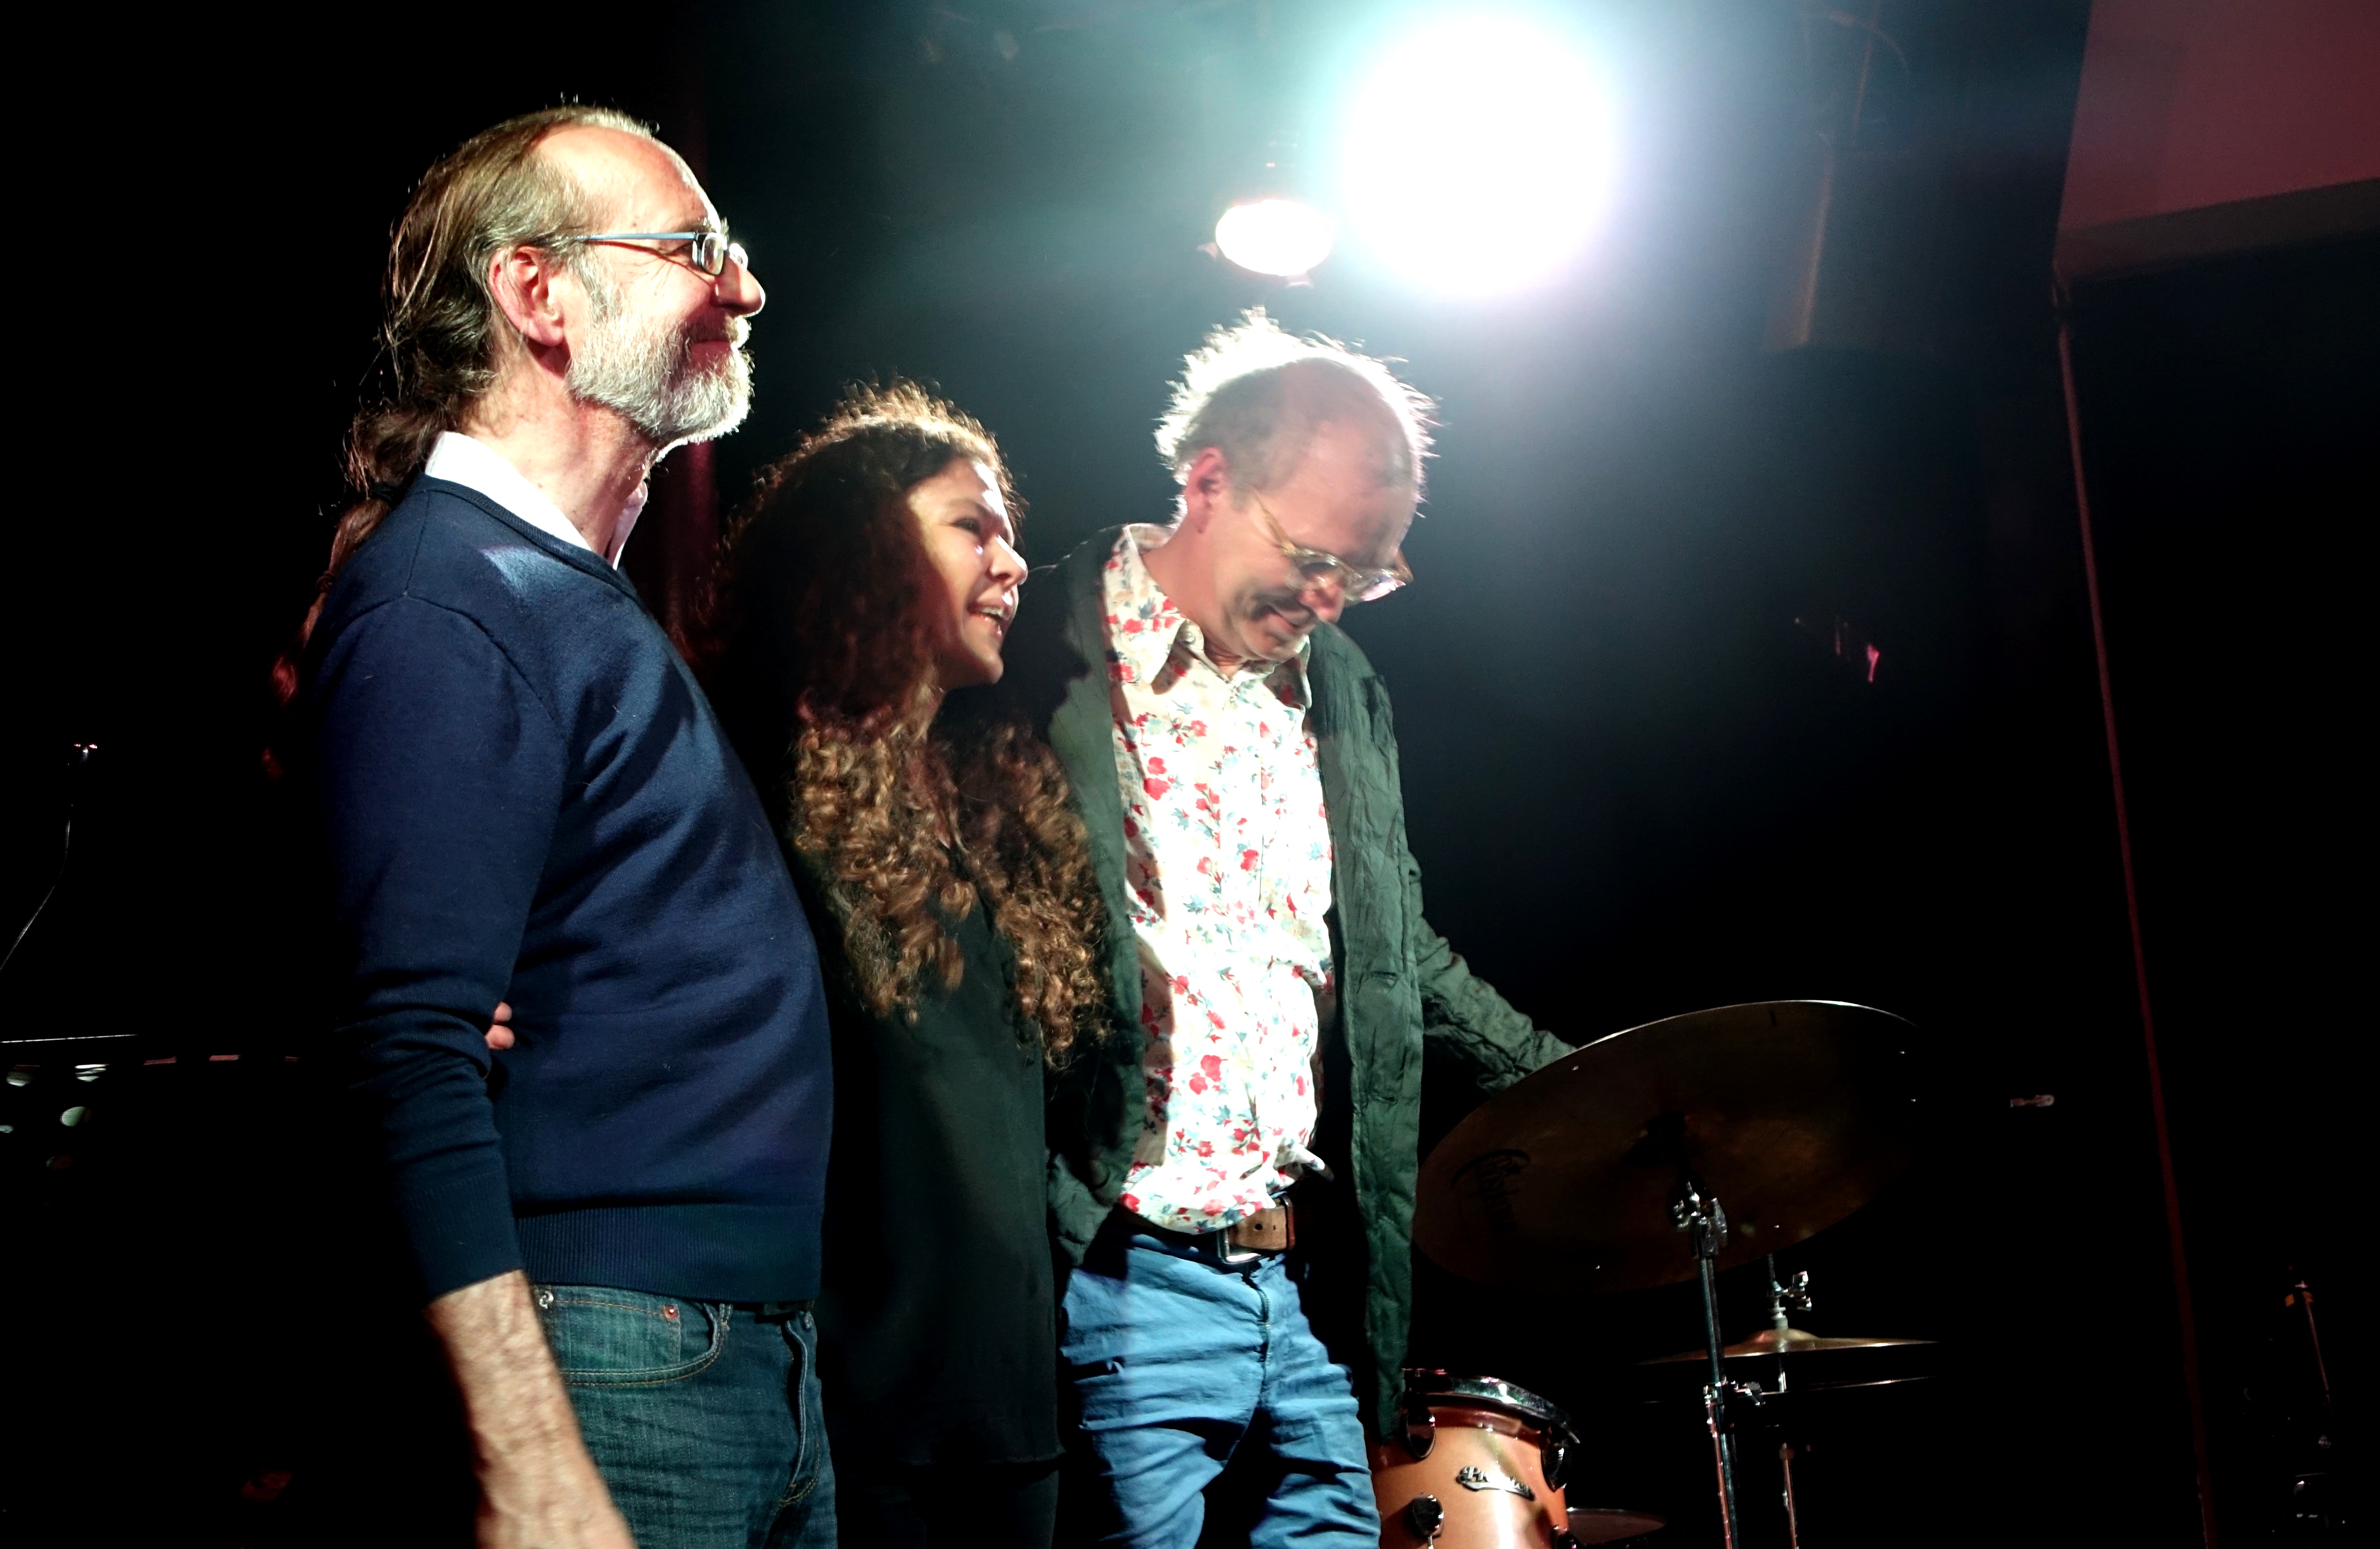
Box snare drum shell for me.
[1369,1401,1571,1548]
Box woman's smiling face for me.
[909,456,1026,689]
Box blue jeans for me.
[1057,1216,1378,1549]
[535,1284,836,1549]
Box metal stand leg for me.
[1674,1173,1743,1549]
[1780,1442,1803,1549]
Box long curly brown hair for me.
[702,384,1108,1063]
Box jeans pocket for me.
[534,1283,729,1386]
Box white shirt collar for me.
[421,431,649,568]
[1107,524,1312,702]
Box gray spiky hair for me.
[1154,310,1435,507]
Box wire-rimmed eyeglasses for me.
[1249,490,1413,604]
[564,230,749,277]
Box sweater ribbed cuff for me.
[396,1165,525,1303]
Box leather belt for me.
[1141,1202,1295,1261]
[1227,1203,1295,1254]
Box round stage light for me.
[1214,198,1337,278]
[1340,14,1616,295]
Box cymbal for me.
[1414,1001,1921,1293]
[1569,1507,1667,1544]
[1633,1374,1936,1407]
[1643,1325,1935,1364]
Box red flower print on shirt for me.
[1102,526,1334,1235]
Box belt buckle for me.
[1213,1232,1263,1266]
[1217,1202,1292,1262]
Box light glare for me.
[1341,15,1615,295]
[1214,199,1337,278]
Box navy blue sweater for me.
[303,478,832,1304]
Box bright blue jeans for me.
[1057,1216,1379,1549]
[534,1284,837,1549]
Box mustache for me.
[690,317,750,349]
[674,316,751,374]
[1253,591,1317,622]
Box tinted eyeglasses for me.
[564,230,748,277]
[1249,491,1413,604]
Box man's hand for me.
[426,1271,635,1549]
[485,1001,515,1051]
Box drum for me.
[1370,1371,1582,1548]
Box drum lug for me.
[1406,1493,1445,1540]
[1399,1394,1436,1459]
[1551,1532,1582,1549]
[1543,1438,1571,1492]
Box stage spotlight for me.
[1214,198,1336,278]
[1340,13,1615,295]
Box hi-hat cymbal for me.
[1414,1001,1921,1293]
[1643,1325,1935,1364]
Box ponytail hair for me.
[268,105,651,718]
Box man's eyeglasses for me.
[564,230,748,277]
[1248,491,1412,604]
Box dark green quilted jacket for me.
[1017,530,1569,1438]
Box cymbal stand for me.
[1671,1170,1743,1549]
[1768,1257,1811,1549]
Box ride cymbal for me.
[1414,1001,1922,1293]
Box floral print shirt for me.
[1100,525,1336,1233]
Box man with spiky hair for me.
[1014,313,1572,1548]
[295,109,834,1548]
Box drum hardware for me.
[1643,1257,1933,1366]
[1413,1001,1922,1294]
[1542,1433,1573,1493]
[1400,1391,1438,1458]
[1668,1155,1745,1549]
[1371,1371,1594,1548]
[1762,1261,1808,1549]
[1636,1261,1934,1548]
[1411,1000,1926,1548]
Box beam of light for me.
[1340,13,1617,295]
[1214,198,1337,278]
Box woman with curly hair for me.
[703,384,1109,1549]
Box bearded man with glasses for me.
[1005,313,1574,1547]
[289,108,834,1548]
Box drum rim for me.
[1402,1369,1577,1440]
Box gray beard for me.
[567,266,753,449]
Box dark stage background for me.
[2,3,2365,1544]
